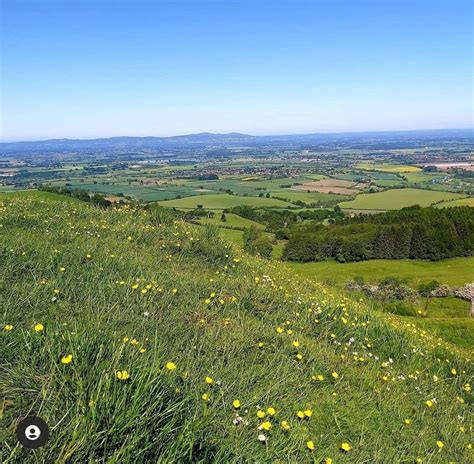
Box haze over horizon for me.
[1,0,472,141]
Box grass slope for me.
[339,188,464,210]
[1,197,472,463]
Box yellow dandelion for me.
[304,409,312,418]
[166,361,177,371]
[425,400,433,408]
[202,393,210,401]
[436,440,444,449]
[260,421,272,431]
[340,442,352,452]
[257,410,266,419]
[34,323,44,332]
[280,420,290,430]
[205,376,214,384]
[306,440,315,450]
[297,410,305,419]
[332,372,339,380]
[61,354,73,364]
[116,370,130,380]
[232,399,241,409]
[4,324,13,331]
[267,407,276,416]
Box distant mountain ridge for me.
[1,128,472,154]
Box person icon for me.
[15,416,49,449]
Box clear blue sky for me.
[1,0,472,140]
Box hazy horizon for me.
[1,0,472,140]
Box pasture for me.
[338,188,464,210]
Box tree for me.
[418,280,440,312]
[220,212,227,222]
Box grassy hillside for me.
[338,188,464,210]
[1,197,472,463]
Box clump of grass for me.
[0,198,472,463]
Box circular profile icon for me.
[16,416,49,449]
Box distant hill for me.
[1,128,472,155]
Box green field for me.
[158,193,291,209]
[272,191,349,203]
[198,213,265,229]
[338,188,464,210]
[356,163,421,173]
[0,190,80,202]
[436,197,474,208]
[288,257,474,288]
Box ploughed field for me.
[0,196,472,463]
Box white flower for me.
[143,311,150,316]
[257,434,267,442]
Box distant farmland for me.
[338,188,464,210]
[158,193,292,209]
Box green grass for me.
[338,188,464,210]
[0,189,81,202]
[1,196,472,462]
[272,191,349,203]
[356,163,421,173]
[436,197,474,208]
[288,257,474,288]
[158,193,291,209]
[197,213,265,230]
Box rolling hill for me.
[0,196,472,463]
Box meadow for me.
[1,196,472,462]
[158,193,292,209]
[288,257,474,288]
[338,188,464,210]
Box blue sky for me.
[1,0,472,140]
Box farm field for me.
[338,188,465,210]
[197,213,265,229]
[272,190,348,203]
[356,163,422,173]
[436,197,474,208]
[288,257,474,288]
[291,178,357,195]
[157,193,292,209]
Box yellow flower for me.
[297,410,305,419]
[61,354,73,364]
[34,323,44,332]
[304,409,312,418]
[425,400,433,408]
[276,327,283,333]
[257,410,266,419]
[306,440,315,450]
[324,459,333,464]
[464,383,471,392]
[404,419,412,425]
[130,339,139,345]
[202,393,210,401]
[232,399,241,409]
[312,374,324,381]
[436,440,444,449]
[292,340,300,348]
[267,407,276,416]
[415,459,423,464]
[260,421,272,431]
[332,372,339,380]
[4,324,13,331]
[258,342,264,348]
[296,353,303,361]
[116,370,130,380]
[280,420,290,430]
[451,368,457,376]
[122,337,129,342]
[139,348,147,353]
[340,442,352,452]
[205,376,214,384]
[60,267,65,272]
[166,361,177,371]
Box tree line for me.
[282,205,474,262]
